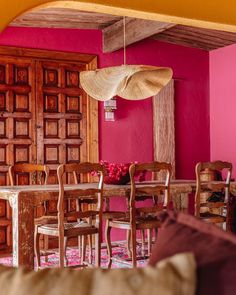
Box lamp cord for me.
[123,16,126,65]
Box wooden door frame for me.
[0,45,99,165]
[84,55,99,164]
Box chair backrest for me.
[129,162,172,224]
[195,161,232,217]
[57,162,105,231]
[9,163,49,186]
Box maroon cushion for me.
[149,211,236,295]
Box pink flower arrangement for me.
[100,160,131,185]
[93,160,146,185]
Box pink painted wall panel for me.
[0,27,210,179]
[210,44,236,177]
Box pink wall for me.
[210,44,236,177]
[0,27,210,179]
[0,26,210,240]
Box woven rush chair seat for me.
[34,215,58,226]
[37,221,98,237]
[200,212,226,223]
[103,211,127,219]
[109,215,162,229]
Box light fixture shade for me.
[80,65,173,101]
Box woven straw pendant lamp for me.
[80,17,173,101]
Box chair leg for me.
[147,229,152,256]
[59,235,65,268]
[88,235,93,265]
[44,235,49,262]
[105,220,112,268]
[154,228,158,240]
[226,220,229,232]
[126,230,131,258]
[95,232,101,267]
[81,235,87,264]
[78,236,82,257]
[64,237,68,266]
[131,228,137,268]
[34,228,41,271]
[141,229,145,257]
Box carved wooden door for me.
[0,56,36,252]
[0,46,98,253]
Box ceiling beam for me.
[152,25,236,51]
[102,17,176,53]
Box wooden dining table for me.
[0,179,235,269]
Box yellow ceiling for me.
[1,0,236,32]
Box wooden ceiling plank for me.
[33,8,122,22]
[10,21,105,30]
[10,8,122,30]
[161,26,236,46]
[174,25,236,40]
[15,13,118,24]
[153,34,217,51]
[168,25,236,44]
[154,35,231,51]
[158,30,234,47]
[102,17,176,53]
[12,7,122,22]
[152,24,236,50]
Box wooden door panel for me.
[0,172,7,185]
[0,57,35,251]
[44,94,59,113]
[66,96,80,113]
[0,227,7,249]
[44,119,59,138]
[67,144,81,163]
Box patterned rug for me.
[0,242,148,269]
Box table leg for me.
[227,194,236,232]
[172,193,189,212]
[10,192,34,269]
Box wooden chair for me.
[80,193,128,262]
[105,161,172,268]
[9,163,49,186]
[9,163,55,256]
[9,163,51,221]
[71,169,126,263]
[34,162,105,269]
[195,161,232,230]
